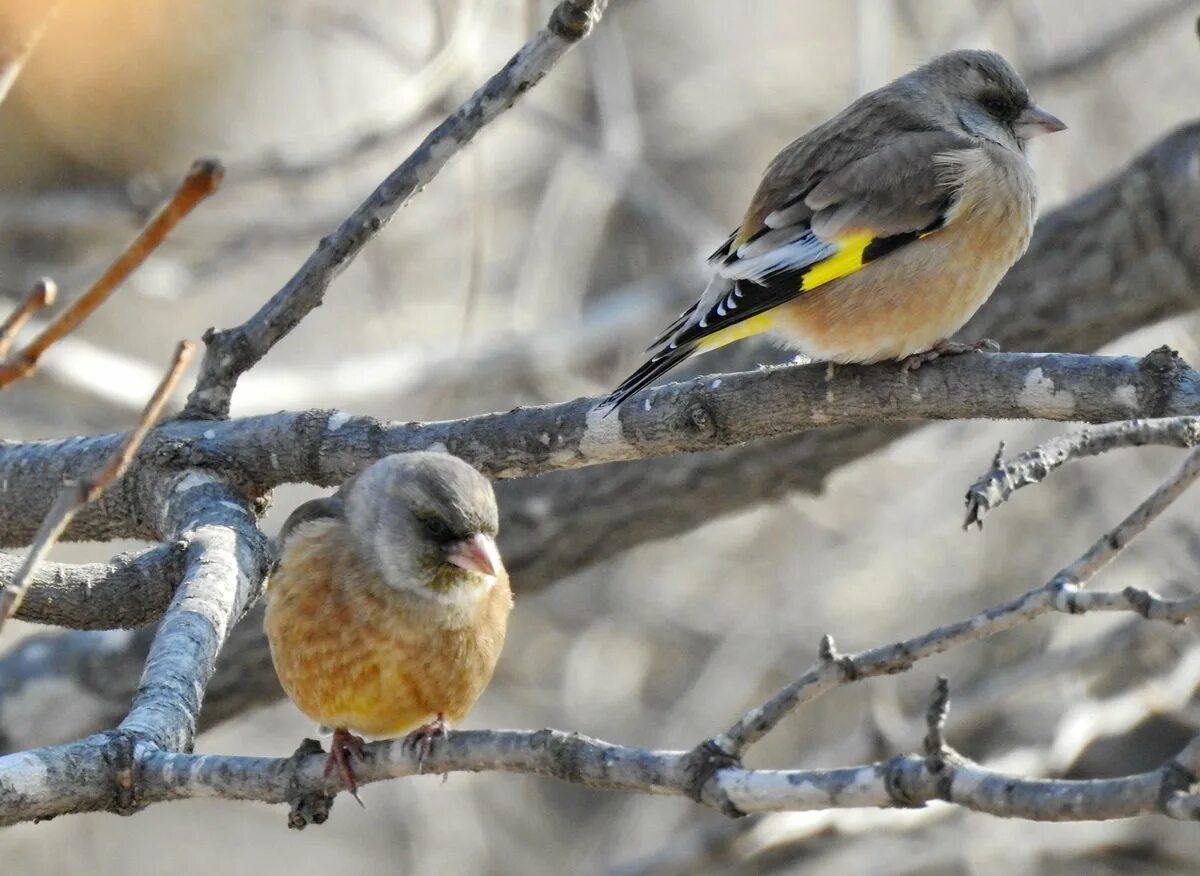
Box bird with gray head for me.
[274,451,502,600]
[605,49,1065,410]
[265,451,511,799]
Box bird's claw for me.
[323,727,367,807]
[902,337,1000,372]
[402,713,448,773]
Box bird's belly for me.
[265,558,507,738]
[773,161,1034,363]
[772,256,1005,363]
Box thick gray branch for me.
[115,475,268,751]
[0,724,1196,828]
[182,0,610,419]
[2,350,1197,551]
[0,543,184,629]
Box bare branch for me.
[2,717,1199,828]
[710,446,1200,759]
[0,278,56,360]
[0,1,58,107]
[965,416,1200,527]
[0,163,220,388]
[0,341,195,631]
[183,0,611,420]
[3,350,1199,550]
[0,543,186,629]
[116,474,268,751]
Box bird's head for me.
[344,451,502,599]
[907,49,1065,150]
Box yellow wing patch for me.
[799,231,874,291]
[695,312,776,353]
[691,231,885,353]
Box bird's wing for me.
[605,129,973,409]
[274,495,345,558]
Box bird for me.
[264,451,512,799]
[604,49,1065,410]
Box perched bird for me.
[265,451,511,797]
[605,50,1065,409]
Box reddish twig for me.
[0,340,196,631]
[0,278,57,359]
[0,1,59,107]
[0,160,222,388]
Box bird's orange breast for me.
[264,520,511,738]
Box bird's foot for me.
[402,712,447,773]
[902,338,1000,372]
[323,727,367,807]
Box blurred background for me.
[2,0,1200,873]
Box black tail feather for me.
[602,343,698,413]
[646,302,698,351]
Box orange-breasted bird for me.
[605,50,1065,409]
[265,451,511,797]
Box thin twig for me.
[711,446,1200,758]
[964,416,1200,528]
[183,0,610,419]
[0,161,221,388]
[0,278,57,359]
[0,341,195,630]
[0,0,59,107]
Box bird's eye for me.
[980,94,1012,118]
[425,518,450,539]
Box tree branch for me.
[2,680,1199,827]
[0,542,186,629]
[182,0,611,419]
[965,415,1200,527]
[115,475,268,751]
[0,1,58,107]
[2,350,1198,551]
[0,341,194,631]
[0,164,219,388]
[0,278,56,360]
[709,445,1200,760]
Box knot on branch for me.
[1123,585,1158,620]
[1158,759,1199,816]
[287,738,334,830]
[1137,346,1190,417]
[101,730,142,816]
[547,0,606,41]
[684,400,719,440]
[679,739,745,818]
[1048,575,1083,613]
[881,755,928,809]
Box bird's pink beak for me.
[1014,105,1067,140]
[446,533,502,578]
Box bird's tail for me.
[601,342,700,413]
